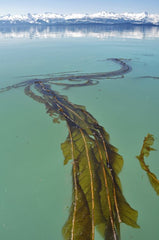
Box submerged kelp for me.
[0,58,139,239]
[137,134,159,195]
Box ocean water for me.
[0,25,159,240]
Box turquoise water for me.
[0,25,159,240]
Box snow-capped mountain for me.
[0,11,159,25]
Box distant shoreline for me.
[0,22,159,27]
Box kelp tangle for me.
[0,58,132,93]
[0,58,139,239]
[137,134,159,195]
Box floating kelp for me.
[139,76,159,80]
[0,58,131,94]
[137,134,159,195]
[0,58,139,239]
[24,81,139,240]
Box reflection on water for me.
[0,24,159,39]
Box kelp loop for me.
[0,58,131,94]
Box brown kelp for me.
[24,80,139,240]
[137,134,159,195]
[0,58,139,239]
[0,58,131,94]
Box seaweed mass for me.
[0,58,149,239]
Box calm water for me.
[0,25,159,240]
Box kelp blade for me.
[137,134,159,195]
[62,180,92,240]
[58,92,139,239]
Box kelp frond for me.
[137,134,159,195]
[0,58,140,240]
[24,81,140,239]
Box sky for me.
[0,0,159,15]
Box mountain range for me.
[0,11,159,26]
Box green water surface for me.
[0,26,159,240]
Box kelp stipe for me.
[24,81,139,240]
[137,134,159,195]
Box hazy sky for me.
[0,0,159,15]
